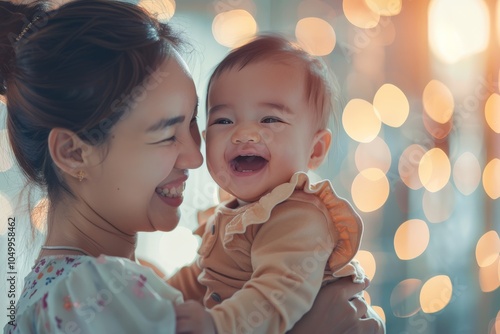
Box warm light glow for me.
[0,192,13,235]
[31,197,49,233]
[428,0,489,63]
[365,0,402,16]
[418,148,451,192]
[494,310,500,334]
[423,112,452,140]
[483,159,500,199]
[422,80,454,124]
[394,219,429,260]
[422,184,454,223]
[373,83,409,127]
[420,275,453,313]
[399,144,425,190]
[476,231,500,268]
[453,152,481,195]
[372,306,386,323]
[355,250,376,279]
[157,226,201,277]
[139,0,175,21]
[212,9,257,48]
[485,93,500,133]
[343,0,380,28]
[363,291,372,305]
[342,99,381,143]
[354,137,391,174]
[390,279,423,318]
[351,168,389,212]
[0,129,14,172]
[295,17,336,56]
[479,257,500,293]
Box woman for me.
[0,0,384,333]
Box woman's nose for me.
[231,123,261,144]
[177,128,204,169]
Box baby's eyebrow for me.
[258,102,292,114]
[207,104,228,115]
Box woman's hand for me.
[174,300,217,334]
[288,277,385,334]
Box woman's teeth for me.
[156,184,185,198]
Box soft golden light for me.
[428,0,489,63]
[390,279,423,318]
[479,257,500,293]
[420,275,453,313]
[483,158,500,199]
[394,219,429,260]
[295,17,336,56]
[485,93,500,133]
[363,291,372,305]
[212,9,257,48]
[418,148,451,192]
[453,152,481,195]
[422,80,454,124]
[399,144,425,190]
[422,184,454,223]
[354,137,391,174]
[0,192,13,235]
[342,99,381,143]
[372,306,386,323]
[476,230,500,268]
[0,129,14,172]
[494,310,500,334]
[355,250,376,279]
[351,168,389,212]
[423,112,452,140]
[343,0,380,28]
[31,197,49,233]
[139,0,175,20]
[372,83,409,127]
[365,0,402,16]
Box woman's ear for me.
[308,129,332,170]
[48,128,92,180]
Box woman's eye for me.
[151,136,176,145]
[261,117,282,123]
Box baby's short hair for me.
[206,34,338,130]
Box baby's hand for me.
[174,300,217,334]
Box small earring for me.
[76,171,85,182]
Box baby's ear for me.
[308,129,332,170]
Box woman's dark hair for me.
[0,0,182,200]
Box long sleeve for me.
[167,262,206,303]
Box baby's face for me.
[205,61,319,202]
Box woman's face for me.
[82,51,203,233]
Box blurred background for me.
[1,0,499,333]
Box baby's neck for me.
[236,198,251,207]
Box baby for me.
[170,35,365,334]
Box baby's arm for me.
[209,200,333,334]
[174,300,217,334]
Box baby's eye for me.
[261,117,283,123]
[212,118,233,125]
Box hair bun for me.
[0,1,49,95]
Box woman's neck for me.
[43,197,136,260]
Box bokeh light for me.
[356,250,376,279]
[483,158,500,199]
[373,83,409,127]
[476,230,500,268]
[295,17,336,56]
[399,144,425,190]
[394,219,429,260]
[351,168,389,212]
[354,136,391,173]
[422,80,454,124]
[453,152,481,195]
[390,279,423,317]
[420,275,453,313]
[423,112,452,140]
[343,0,380,29]
[422,184,454,223]
[342,99,381,143]
[418,148,451,193]
[428,0,489,63]
[212,9,257,48]
[0,129,14,172]
[485,93,500,133]
[479,257,500,293]
[372,306,386,323]
[365,0,402,16]
[31,197,49,233]
[0,192,13,235]
[139,0,175,20]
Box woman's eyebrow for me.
[146,116,186,132]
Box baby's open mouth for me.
[230,155,268,173]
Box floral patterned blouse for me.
[3,255,183,333]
